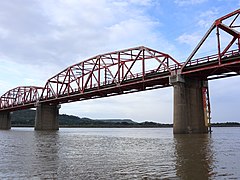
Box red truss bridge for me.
[0,9,240,133]
[0,46,181,111]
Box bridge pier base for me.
[0,112,11,130]
[170,75,208,134]
[35,104,60,130]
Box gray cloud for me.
[0,0,176,66]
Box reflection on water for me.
[33,131,60,179]
[0,128,240,179]
[174,134,213,179]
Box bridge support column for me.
[0,112,11,130]
[35,103,60,130]
[170,75,208,134]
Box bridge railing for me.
[77,63,183,92]
[55,64,183,93]
[181,9,240,72]
[183,49,240,69]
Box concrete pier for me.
[0,112,11,130]
[35,103,60,130]
[170,75,208,134]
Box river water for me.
[0,127,239,179]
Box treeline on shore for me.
[11,109,172,128]
[10,109,240,128]
[211,122,240,127]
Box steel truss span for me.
[181,8,240,79]
[0,86,44,111]
[41,46,180,104]
[0,9,240,112]
[0,46,181,111]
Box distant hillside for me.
[11,109,135,126]
[10,109,240,128]
[11,109,36,126]
[94,119,136,124]
[11,109,171,127]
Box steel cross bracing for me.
[0,46,181,111]
[181,8,240,79]
[40,46,180,104]
[0,9,240,112]
[0,86,44,111]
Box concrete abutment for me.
[170,75,209,134]
[0,112,11,130]
[35,103,60,130]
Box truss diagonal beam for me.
[181,8,240,72]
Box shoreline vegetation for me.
[11,109,240,128]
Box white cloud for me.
[129,0,152,6]
[106,18,160,49]
[0,0,167,68]
[176,31,221,59]
[0,27,9,38]
[197,9,219,28]
[176,33,202,47]
[174,0,207,6]
[0,53,63,93]
[177,7,238,59]
[39,0,112,28]
[61,88,173,123]
[176,8,221,59]
[0,0,167,67]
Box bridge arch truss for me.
[0,86,44,111]
[181,9,240,79]
[40,46,181,104]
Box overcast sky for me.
[0,0,239,123]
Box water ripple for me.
[0,127,239,179]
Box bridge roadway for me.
[0,9,239,133]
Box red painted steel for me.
[40,46,180,104]
[0,9,240,112]
[181,9,240,72]
[0,86,44,111]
